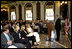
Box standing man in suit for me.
[55,15,61,41]
[1,27,24,48]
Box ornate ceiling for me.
[1,1,15,4]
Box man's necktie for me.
[5,34,10,41]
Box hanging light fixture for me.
[1,7,7,11]
[1,8,6,11]
[60,1,68,5]
[62,1,64,4]
[60,3,62,5]
[65,1,67,4]
[1,6,7,11]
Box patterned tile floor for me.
[35,32,71,48]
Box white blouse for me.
[27,27,32,33]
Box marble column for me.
[68,1,71,20]
[16,5,19,20]
[55,1,60,17]
[8,6,10,20]
[33,3,36,20]
[21,4,25,21]
[40,2,44,21]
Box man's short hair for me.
[2,27,9,32]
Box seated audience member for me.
[8,22,12,28]
[22,20,26,25]
[26,24,40,45]
[2,23,10,33]
[31,21,39,32]
[1,27,24,48]
[9,23,16,32]
[2,23,9,28]
[34,26,39,32]
[39,21,44,33]
[16,22,20,26]
[20,25,36,46]
[1,23,3,33]
[31,21,35,29]
[1,21,3,30]
[19,20,23,27]
[43,22,48,33]
[11,25,31,48]
[16,22,20,28]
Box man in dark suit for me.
[9,23,15,32]
[1,27,24,48]
[23,20,26,25]
[55,15,61,41]
[19,20,23,28]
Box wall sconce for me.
[1,8,7,11]
[65,1,67,4]
[62,1,64,4]
[60,3,62,5]
[60,1,68,5]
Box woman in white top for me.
[26,24,40,44]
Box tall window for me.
[45,2,55,21]
[45,8,54,20]
[10,5,16,20]
[26,10,32,20]
[25,3,33,20]
[11,11,16,20]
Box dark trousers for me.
[56,30,60,41]
[14,43,24,48]
[43,28,48,34]
[15,38,31,48]
[27,36,36,46]
[34,29,38,32]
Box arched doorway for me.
[10,5,16,20]
[1,7,8,21]
[36,2,40,20]
[45,1,55,21]
[25,3,33,21]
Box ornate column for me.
[68,1,71,20]
[15,4,19,20]
[32,2,36,20]
[8,6,10,20]
[40,2,45,21]
[55,1,60,17]
[21,3,25,21]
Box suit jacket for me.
[55,18,61,31]
[23,21,26,25]
[9,26,14,32]
[1,32,14,48]
[21,30,28,38]
[11,31,22,43]
[19,22,23,26]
